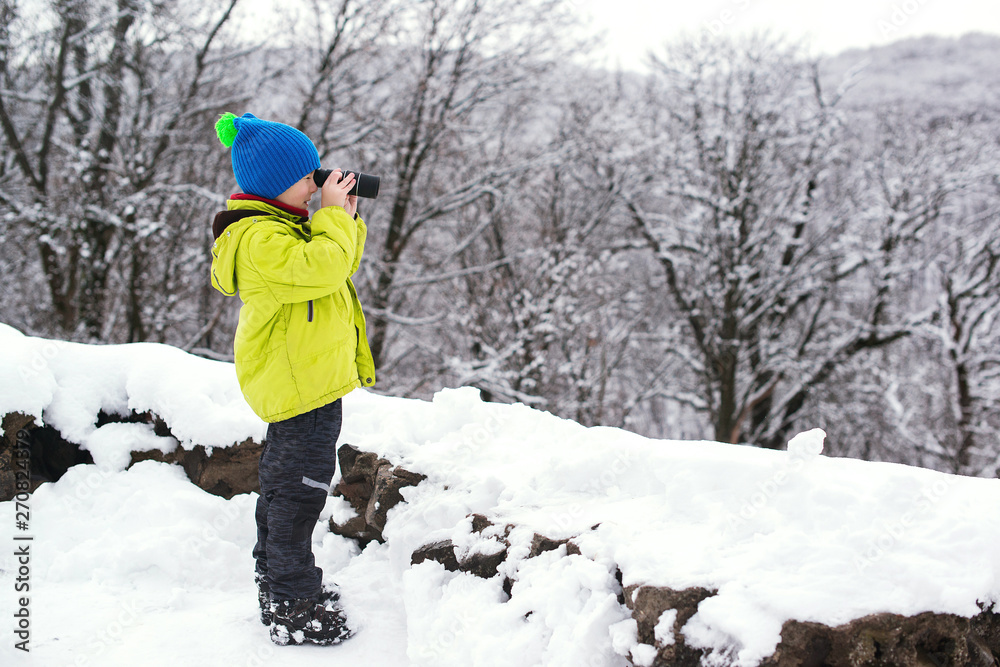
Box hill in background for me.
[821,32,1000,113]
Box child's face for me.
[275,171,319,210]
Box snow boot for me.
[255,573,272,626]
[315,584,342,607]
[269,595,353,646]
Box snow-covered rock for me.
[1,324,999,666]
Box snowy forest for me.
[2,0,999,478]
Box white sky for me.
[576,0,1000,70]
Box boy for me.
[209,112,376,646]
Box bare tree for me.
[0,0,244,341]
[437,70,654,428]
[863,115,1000,474]
[348,0,576,371]
[621,36,928,448]
[292,0,396,152]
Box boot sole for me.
[269,622,353,646]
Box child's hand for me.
[321,169,357,210]
[343,194,358,219]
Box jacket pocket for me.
[331,289,352,325]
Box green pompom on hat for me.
[214,112,320,200]
[215,112,239,147]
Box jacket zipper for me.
[308,300,314,322]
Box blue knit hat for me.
[215,112,320,200]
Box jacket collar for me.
[212,194,309,240]
[229,193,309,218]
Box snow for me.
[0,323,265,458]
[655,609,678,645]
[1,322,999,666]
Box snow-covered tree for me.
[620,36,929,448]
[339,0,580,371]
[861,113,1000,475]
[444,75,644,423]
[0,0,245,341]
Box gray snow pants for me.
[253,399,342,601]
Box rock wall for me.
[129,438,262,499]
[6,424,1000,667]
[620,583,1000,667]
[0,412,38,499]
[329,443,426,546]
[0,409,262,501]
[328,444,1000,667]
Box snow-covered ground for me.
[1,323,998,666]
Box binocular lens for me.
[313,169,380,199]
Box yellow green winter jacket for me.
[210,196,375,422]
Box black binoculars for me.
[313,169,380,199]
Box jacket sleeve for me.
[351,215,367,276]
[245,206,359,304]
